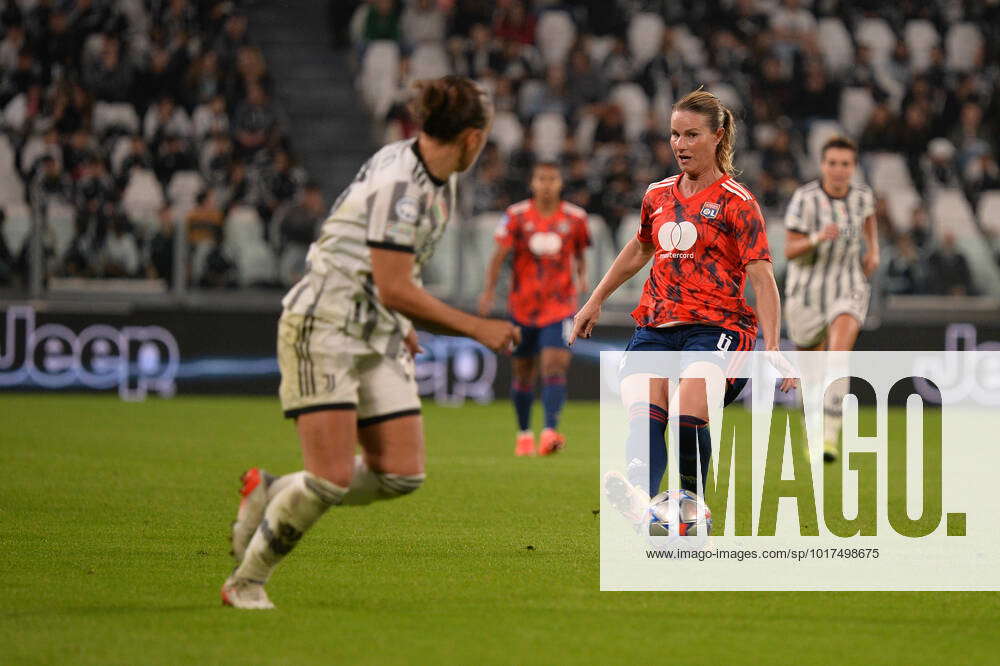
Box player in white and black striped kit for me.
[784,136,879,461]
[220,76,518,609]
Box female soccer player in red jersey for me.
[570,89,794,508]
[479,162,590,457]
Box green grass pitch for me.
[2,394,998,665]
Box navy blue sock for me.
[541,375,567,430]
[511,381,534,431]
[625,403,668,496]
[678,415,710,495]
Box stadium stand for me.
[0,0,311,289]
[2,0,998,304]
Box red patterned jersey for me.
[633,173,772,336]
[496,199,591,327]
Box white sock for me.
[340,455,425,506]
[234,472,346,583]
[267,471,305,501]
[824,377,849,446]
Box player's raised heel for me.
[538,428,565,456]
[230,467,273,563]
[515,432,536,457]
[221,575,275,610]
[823,443,839,463]
[603,470,651,526]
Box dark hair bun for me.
[411,75,491,143]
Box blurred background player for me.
[783,136,879,462]
[222,76,518,609]
[479,162,590,456]
[571,90,794,518]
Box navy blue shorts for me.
[512,317,572,358]
[619,324,755,406]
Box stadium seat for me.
[856,17,896,64]
[167,171,204,207]
[517,79,546,119]
[421,214,460,299]
[945,23,984,72]
[234,241,277,288]
[627,13,665,66]
[0,168,24,206]
[118,0,150,36]
[121,168,165,239]
[976,190,1000,236]
[807,121,845,164]
[651,89,673,135]
[610,83,649,142]
[536,11,576,66]
[1,201,32,258]
[707,82,742,114]
[0,133,15,171]
[884,186,922,232]
[489,111,524,156]
[573,111,598,156]
[930,189,1000,297]
[586,36,615,67]
[93,102,141,137]
[459,213,504,301]
[839,87,875,138]
[190,239,215,285]
[46,200,76,261]
[584,215,615,292]
[223,205,265,258]
[904,19,939,73]
[817,17,854,75]
[18,135,59,175]
[531,113,566,161]
[82,33,106,64]
[867,152,913,194]
[278,244,309,288]
[610,213,649,306]
[409,44,450,81]
[673,27,707,69]
[358,41,401,118]
[109,136,134,177]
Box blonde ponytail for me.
[674,89,739,176]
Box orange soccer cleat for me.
[515,431,536,457]
[538,428,565,456]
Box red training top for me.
[633,173,772,336]
[495,199,591,327]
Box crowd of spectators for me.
[2,0,998,298]
[0,0,324,289]
[347,0,1000,297]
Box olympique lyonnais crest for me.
[701,202,721,219]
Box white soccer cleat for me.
[603,470,651,529]
[221,575,275,610]
[231,468,273,563]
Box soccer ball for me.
[646,489,712,537]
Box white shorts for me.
[784,286,870,349]
[277,312,420,424]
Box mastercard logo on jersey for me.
[657,220,698,252]
[528,231,563,256]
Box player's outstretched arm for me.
[371,247,520,352]
[569,237,654,344]
[478,244,512,316]
[746,259,796,392]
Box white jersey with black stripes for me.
[281,138,458,357]
[783,180,875,313]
